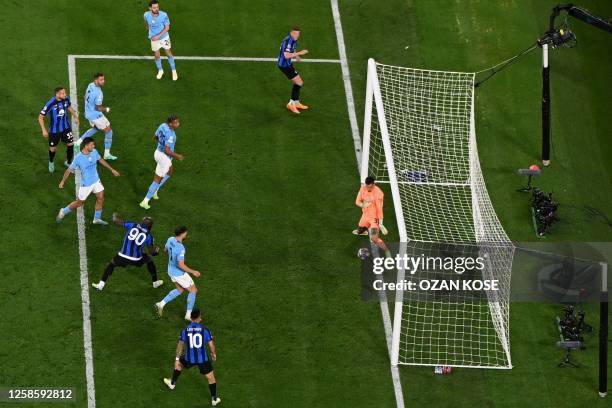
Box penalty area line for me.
[69,54,341,64]
[67,54,97,408]
[330,1,406,408]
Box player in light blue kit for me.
[77,73,117,160]
[140,115,184,210]
[144,0,178,81]
[155,226,201,320]
[56,137,120,225]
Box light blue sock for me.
[81,127,98,140]
[168,57,176,71]
[104,130,113,150]
[157,175,170,190]
[145,181,160,200]
[155,58,162,70]
[94,209,102,220]
[163,289,181,304]
[187,292,196,310]
[63,206,72,215]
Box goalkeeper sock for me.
[94,209,102,220]
[168,57,176,71]
[157,175,170,190]
[104,130,113,150]
[62,206,72,215]
[291,84,301,101]
[171,369,181,384]
[145,181,160,200]
[162,289,181,305]
[208,383,217,399]
[155,58,162,71]
[186,292,196,311]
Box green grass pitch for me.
[0,1,610,407]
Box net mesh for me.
[366,62,513,368]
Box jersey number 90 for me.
[127,228,147,246]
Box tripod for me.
[557,340,582,367]
[559,348,580,367]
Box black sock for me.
[49,150,56,163]
[67,145,74,164]
[208,382,217,399]
[147,261,158,282]
[291,84,301,101]
[101,263,115,282]
[171,369,181,384]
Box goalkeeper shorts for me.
[358,215,380,231]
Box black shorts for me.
[112,254,152,268]
[49,129,74,147]
[278,65,298,80]
[179,356,213,375]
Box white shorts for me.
[78,181,104,201]
[171,273,194,289]
[151,35,172,52]
[89,115,111,130]
[154,149,172,177]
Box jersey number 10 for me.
[187,333,203,348]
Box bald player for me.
[353,176,389,253]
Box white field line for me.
[67,54,97,408]
[66,51,339,408]
[330,0,363,167]
[330,1,405,407]
[70,54,340,64]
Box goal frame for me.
[360,58,408,366]
[361,58,515,369]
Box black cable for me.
[474,42,539,87]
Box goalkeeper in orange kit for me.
[353,176,390,254]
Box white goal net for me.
[362,59,513,369]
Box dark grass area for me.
[0,0,610,407]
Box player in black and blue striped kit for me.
[163,309,221,406]
[92,213,163,291]
[38,87,80,173]
[278,26,309,114]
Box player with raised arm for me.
[140,115,184,210]
[38,87,79,173]
[92,213,163,291]
[56,137,120,225]
[77,73,117,160]
[163,308,221,406]
[353,176,390,255]
[278,26,309,114]
[154,226,200,320]
[144,0,178,81]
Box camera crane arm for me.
[549,4,612,35]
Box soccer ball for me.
[357,248,371,260]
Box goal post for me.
[362,59,514,369]
[361,58,408,365]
